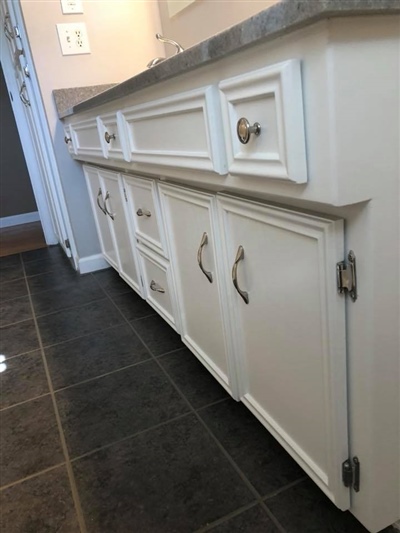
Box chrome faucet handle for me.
[155,33,184,54]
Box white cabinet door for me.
[159,184,233,394]
[83,165,118,270]
[218,194,349,509]
[98,168,141,294]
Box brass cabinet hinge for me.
[342,456,360,492]
[123,188,128,202]
[64,238,71,249]
[336,250,357,302]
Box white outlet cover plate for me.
[61,0,83,14]
[56,22,90,55]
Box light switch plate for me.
[56,22,90,55]
[60,0,83,14]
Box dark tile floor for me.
[0,246,397,532]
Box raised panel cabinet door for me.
[98,169,141,294]
[159,184,233,394]
[217,194,349,510]
[83,165,118,270]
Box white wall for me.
[19,0,164,260]
[158,0,279,54]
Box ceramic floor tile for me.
[91,268,132,297]
[24,254,75,277]
[159,348,229,409]
[21,246,65,264]
[56,360,190,457]
[0,295,32,327]
[27,267,90,295]
[37,298,124,347]
[0,465,80,533]
[199,399,304,497]
[0,395,64,486]
[111,290,155,321]
[131,313,184,356]
[0,264,24,283]
[206,505,279,532]
[0,254,21,270]
[0,320,39,357]
[0,278,28,302]
[31,278,105,316]
[73,415,254,532]
[46,324,151,390]
[0,350,48,409]
[265,478,373,532]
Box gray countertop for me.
[56,0,399,119]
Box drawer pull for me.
[103,191,115,220]
[64,136,71,144]
[136,208,151,217]
[232,245,249,304]
[236,117,261,145]
[150,280,165,293]
[96,188,106,214]
[197,232,213,283]
[104,131,116,144]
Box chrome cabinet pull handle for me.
[19,82,30,106]
[64,136,71,144]
[96,188,106,214]
[150,280,165,293]
[136,208,151,217]
[236,117,261,145]
[103,191,115,220]
[104,131,116,144]
[197,232,213,283]
[232,245,249,304]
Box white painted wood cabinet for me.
[217,194,349,509]
[158,184,233,394]
[64,16,400,532]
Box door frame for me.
[0,0,77,266]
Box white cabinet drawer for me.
[97,111,127,162]
[137,245,177,330]
[120,86,227,175]
[219,60,307,183]
[70,117,103,159]
[123,175,166,256]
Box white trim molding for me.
[77,253,109,274]
[0,211,40,228]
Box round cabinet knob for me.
[236,117,261,144]
[104,131,116,144]
[64,136,71,144]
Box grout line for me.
[37,322,129,351]
[258,500,287,533]
[69,411,192,463]
[0,346,41,361]
[0,462,66,491]
[21,258,88,533]
[128,312,157,322]
[32,295,109,320]
[0,392,51,412]
[53,357,154,393]
[262,476,308,501]
[194,501,259,532]
[0,315,34,329]
[154,346,187,358]
[194,396,230,411]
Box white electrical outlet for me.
[60,0,83,14]
[56,22,90,55]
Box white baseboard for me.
[0,211,40,228]
[78,253,109,274]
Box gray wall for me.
[0,64,37,218]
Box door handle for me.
[96,188,106,214]
[136,208,151,217]
[150,280,165,293]
[103,191,115,220]
[197,232,213,283]
[232,245,249,304]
